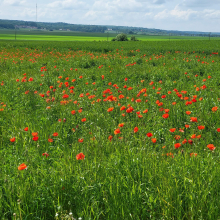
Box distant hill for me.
[0,19,220,37]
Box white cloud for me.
[3,0,26,6]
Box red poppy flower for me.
[114,128,121,135]
[169,128,176,132]
[48,138,53,142]
[81,118,86,122]
[217,128,220,132]
[18,163,27,170]
[134,127,138,133]
[212,106,218,112]
[146,133,153,137]
[10,137,16,142]
[182,139,187,144]
[32,132,38,137]
[32,136,39,141]
[191,134,196,139]
[42,152,49,158]
[76,152,85,160]
[151,138,157,143]
[162,113,169,119]
[107,107,114,112]
[71,110,76,115]
[143,109,148,113]
[24,127,28,131]
[174,143,181,149]
[198,125,205,130]
[126,107,134,113]
[118,123,124,127]
[207,144,216,151]
[108,135,113,141]
[190,153,197,157]
[188,139,193,145]
[190,117,197,122]
[186,111,191,115]
[120,106,126,111]
[53,132,58,137]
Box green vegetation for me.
[0,29,219,41]
[0,40,220,219]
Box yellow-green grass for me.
[0,29,219,41]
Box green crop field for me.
[0,29,218,41]
[1,39,220,219]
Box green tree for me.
[115,33,128,41]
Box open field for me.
[1,40,220,219]
[0,29,219,41]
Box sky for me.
[0,0,220,32]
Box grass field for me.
[1,39,220,219]
[0,29,218,41]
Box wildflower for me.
[42,152,49,158]
[188,139,193,145]
[212,106,218,112]
[24,127,28,131]
[217,128,220,132]
[134,127,138,133]
[190,153,197,157]
[146,133,153,137]
[76,153,85,160]
[78,139,84,143]
[162,113,169,119]
[81,118,86,122]
[190,134,196,139]
[143,109,148,113]
[18,163,27,170]
[114,128,121,135]
[169,128,176,133]
[107,107,114,112]
[207,144,216,151]
[10,137,16,142]
[108,135,113,141]
[174,135,181,140]
[190,117,197,122]
[32,132,38,137]
[32,136,39,141]
[118,123,124,127]
[174,143,181,149]
[186,111,191,115]
[182,139,187,144]
[151,138,157,143]
[48,138,53,142]
[198,125,205,130]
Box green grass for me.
[0,29,219,41]
[0,40,220,219]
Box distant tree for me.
[130,35,138,41]
[115,33,128,41]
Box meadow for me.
[0,39,220,219]
[0,29,218,41]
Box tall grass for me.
[0,40,220,219]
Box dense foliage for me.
[0,40,220,219]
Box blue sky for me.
[0,0,220,32]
